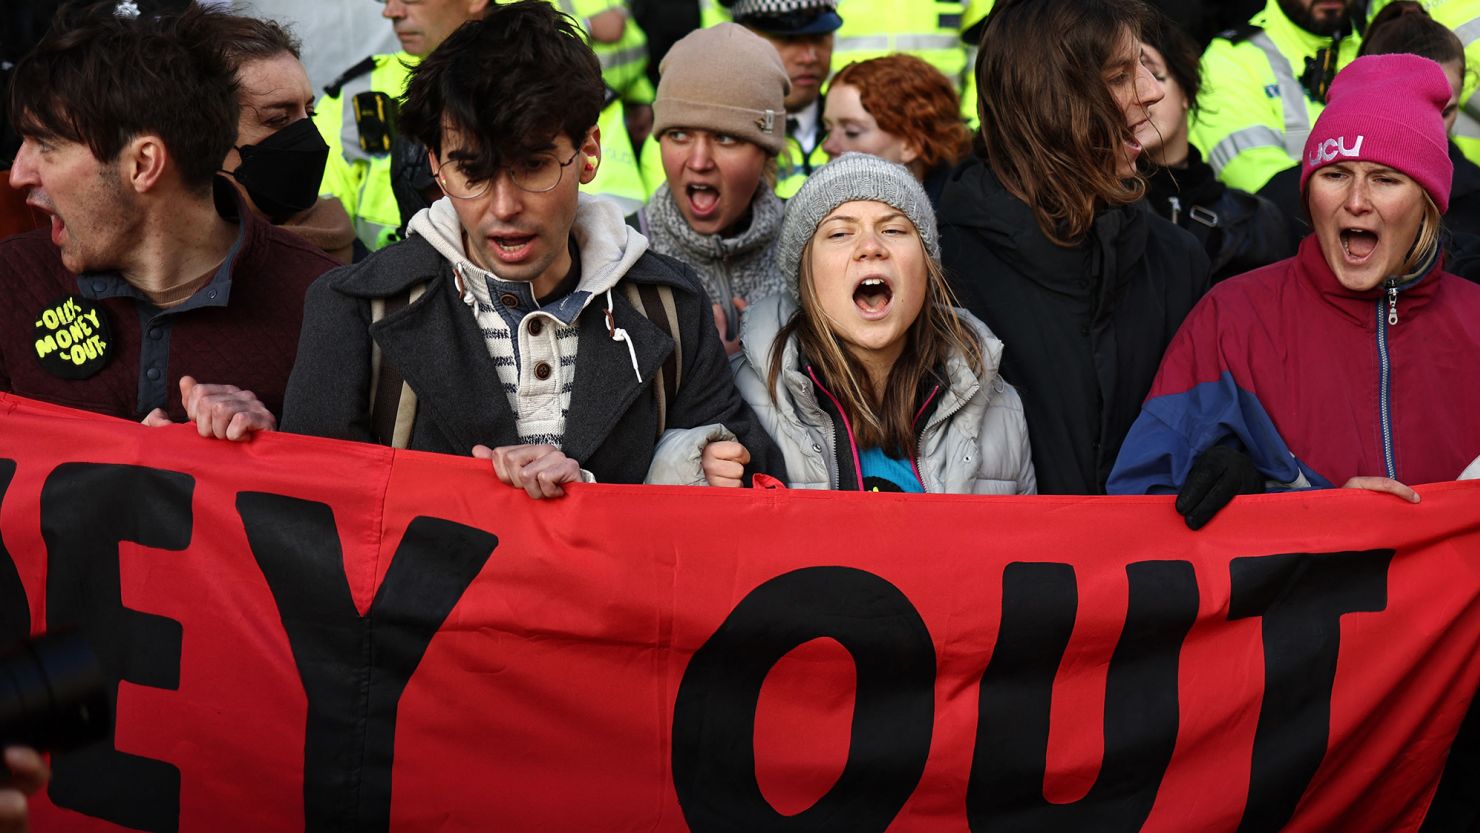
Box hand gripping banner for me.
[0,392,1475,833]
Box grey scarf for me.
[640,181,789,311]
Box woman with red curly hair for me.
[821,54,972,207]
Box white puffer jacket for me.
[726,294,1036,494]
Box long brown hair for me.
[975,0,1154,246]
[767,232,983,459]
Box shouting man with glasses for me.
[281,0,781,497]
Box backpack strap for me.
[621,282,682,436]
[368,282,427,448]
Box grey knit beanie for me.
[775,153,940,290]
[653,23,790,156]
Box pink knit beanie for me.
[1301,54,1454,212]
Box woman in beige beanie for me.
[631,23,791,355]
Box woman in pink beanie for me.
[1109,53,1480,530]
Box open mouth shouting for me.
[853,276,894,319]
[685,182,720,221]
[27,199,64,248]
[1339,227,1379,264]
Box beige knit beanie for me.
[653,23,791,156]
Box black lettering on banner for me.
[0,460,31,645]
[671,566,936,833]
[1419,690,1480,832]
[1230,550,1393,833]
[237,493,498,833]
[42,463,191,833]
[967,561,1198,832]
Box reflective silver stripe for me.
[835,33,960,53]
[1208,125,1284,174]
[1455,17,1480,122]
[354,216,397,251]
[1248,32,1310,157]
[597,43,646,71]
[556,0,578,17]
[1454,16,1480,45]
[834,35,891,51]
[892,33,960,51]
[1455,108,1480,140]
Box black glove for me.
[1175,445,1265,531]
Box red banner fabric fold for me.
[0,393,1475,833]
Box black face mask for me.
[228,118,330,223]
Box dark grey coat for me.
[281,234,782,484]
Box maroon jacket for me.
[0,182,337,421]
[1111,235,1480,493]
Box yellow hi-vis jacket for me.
[590,98,655,214]
[548,0,655,104]
[699,0,731,28]
[829,0,972,92]
[957,0,995,127]
[313,52,419,252]
[546,0,655,210]
[1190,0,1360,194]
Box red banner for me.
[0,392,1475,833]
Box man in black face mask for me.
[207,13,357,265]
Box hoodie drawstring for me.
[605,288,643,384]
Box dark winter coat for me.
[938,158,1211,494]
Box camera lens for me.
[0,632,110,752]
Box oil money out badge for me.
[33,296,112,380]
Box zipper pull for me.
[1387,283,1399,326]
[1168,195,1182,225]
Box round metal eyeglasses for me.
[432,149,584,199]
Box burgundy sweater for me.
[0,186,338,421]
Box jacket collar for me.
[1294,234,1443,328]
[77,176,256,310]
[1145,146,1226,211]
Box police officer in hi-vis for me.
[313,0,490,252]
[723,0,841,199]
[1189,0,1362,221]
